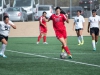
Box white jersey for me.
[88,15,100,28]
[74,15,85,29]
[0,21,14,36]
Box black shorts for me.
[90,27,99,36]
[0,34,8,42]
[75,28,83,31]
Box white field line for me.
[7,50,100,68]
[6,52,99,55]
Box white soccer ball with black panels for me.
[60,52,67,59]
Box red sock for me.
[43,36,46,42]
[37,35,41,42]
[63,46,71,55]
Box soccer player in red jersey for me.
[37,12,48,44]
[48,7,72,59]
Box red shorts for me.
[55,30,67,39]
[40,27,47,33]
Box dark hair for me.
[55,6,61,11]
[77,10,81,13]
[42,11,47,14]
[92,9,96,13]
[3,16,9,20]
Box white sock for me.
[78,37,81,44]
[1,44,7,55]
[92,40,96,49]
[80,35,84,41]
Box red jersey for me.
[50,14,67,30]
[39,16,46,27]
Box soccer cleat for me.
[68,55,72,59]
[36,42,39,44]
[2,54,7,58]
[81,40,84,45]
[78,43,81,45]
[61,49,65,53]
[0,52,3,57]
[43,42,48,44]
[93,48,96,51]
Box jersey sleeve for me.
[9,21,15,25]
[98,16,100,21]
[39,17,42,22]
[82,16,85,22]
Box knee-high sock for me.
[63,46,71,55]
[80,35,84,41]
[78,37,81,44]
[43,36,46,42]
[37,35,42,42]
[92,40,96,49]
[1,44,7,55]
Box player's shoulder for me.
[79,15,84,18]
[96,15,100,18]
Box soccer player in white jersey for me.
[0,16,16,58]
[88,9,100,51]
[73,10,85,45]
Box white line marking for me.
[7,50,100,68]
[19,52,100,55]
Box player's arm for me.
[65,14,69,23]
[82,17,85,30]
[8,21,16,29]
[87,22,90,33]
[88,17,91,33]
[73,22,75,31]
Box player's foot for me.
[93,48,96,51]
[78,43,81,45]
[0,53,7,58]
[81,40,84,45]
[43,42,48,44]
[36,42,39,44]
[68,55,72,59]
[2,54,7,58]
[61,49,65,53]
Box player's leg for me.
[43,33,48,44]
[91,33,96,50]
[61,38,66,53]
[95,28,99,44]
[43,28,48,44]
[79,29,84,45]
[58,38,72,59]
[90,28,96,51]
[76,30,81,45]
[37,33,43,44]
[0,38,7,58]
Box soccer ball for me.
[60,52,67,59]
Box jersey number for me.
[77,19,79,22]
[5,26,9,30]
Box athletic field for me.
[0,37,100,75]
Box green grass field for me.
[0,36,100,75]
